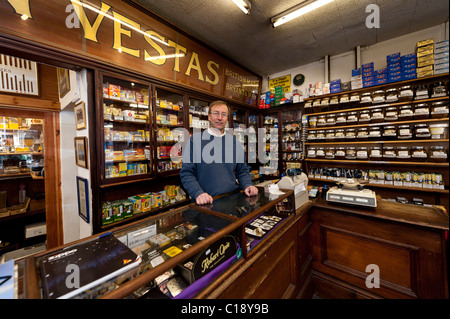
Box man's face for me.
[208,104,229,133]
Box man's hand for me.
[244,185,258,196]
[196,192,213,205]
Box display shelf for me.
[306,138,449,145]
[306,158,448,166]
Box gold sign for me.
[268,74,291,93]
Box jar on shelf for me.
[308,116,317,128]
[336,113,347,125]
[304,102,313,114]
[384,107,398,121]
[358,110,371,123]
[307,147,316,158]
[345,128,356,141]
[398,125,412,139]
[325,130,335,141]
[371,108,384,123]
[325,147,335,159]
[430,101,449,118]
[369,126,381,140]
[350,93,360,103]
[360,92,372,104]
[345,147,357,159]
[316,147,325,159]
[429,123,449,139]
[372,90,385,103]
[356,146,369,160]
[385,88,398,102]
[340,94,350,104]
[313,99,322,113]
[335,147,346,160]
[413,103,430,120]
[430,81,448,98]
[396,146,411,161]
[414,124,431,139]
[398,105,414,121]
[383,146,396,161]
[321,98,330,112]
[316,130,326,141]
[414,84,429,100]
[357,127,369,140]
[429,146,448,162]
[398,85,414,101]
[334,129,345,141]
[369,146,382,160]
[307,130,317,141]
[330,96,339,106]
[317,115,327,127]
[347,112,358,124]
[326,114,336,126]
[382,125,397,139]
[411,146,428,161]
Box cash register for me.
[326,178,377,208]
[276,168,309,210]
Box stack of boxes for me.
[434,40,449,75]
[401,53,417,80]
[387,52,402,83]
[375,67,387,85]
[362,62,374,87]
[351,68,362,90]
[330,79,341,93]
[416,38,434,78]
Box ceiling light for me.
[271,0,335,27]
[232,0,251,15]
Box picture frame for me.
[57,67,70,98]
[74,137,88,169]
[74,101,87,130]
[76,176,90,223]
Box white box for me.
[25,222,47,238]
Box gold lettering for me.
[185,52,204,81]
[168,40,187,72]
[112,11,140,57]
[70,0,111,43]
[206,60,219,85]
[143,30,167,65]
[6,0,32,18]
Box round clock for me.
[293,74,305,86]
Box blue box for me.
[388,70,402,77]
[375,73,387,80]
[387,52,401,63]
[362,62,374,69]
[403,72,417,80]
[330,87,341,93]
[362,70,374,78]
[363,81,374,87]
[352,68,361,76]
[402,68,417,75]
[363,76,374,82]
[374,68,387,75]
[388,75,402,83]
[401,61,416,70]
[330,79,341,85]
[388,65,401,73]
[375,78,388,85]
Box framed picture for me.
[76,176,89,223]
[74,101,86,130]
[74,137,88,168]
[57,67,70,98]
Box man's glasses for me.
[211,111,228,118]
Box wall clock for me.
[293,74,305,86]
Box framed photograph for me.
[76,176,89,223]
[74,101,86,130]
[74,137,88,169]
[57,67,70,98]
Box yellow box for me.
[128,196,142,214]
[152,193,162,208]
[417,38,434,47]
[139,194,152,212]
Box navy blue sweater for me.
[180,130,253,200]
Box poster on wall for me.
[268,75,291,93]
[76,176,89,223]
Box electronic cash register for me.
[276,168,309,210]
[326,178,377,208]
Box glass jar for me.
[369,126,381,140]
[358,110,371,123]
[431,81,448,98]
[398,125,412,139]
[371,108,384,123]
[321,98,330,112]
[326,114,336,126]
[325,129,335,141]
[384,107,398,121]
[334,129,345,141]
[429,123,449,139]
[414,124,431,139]
[340,94,350,104]
[317,115,327,127]
[335,147,346,160]
[307,130,317,141]
[372,90,385,103]
[396,146,411,161]
[430,101,449,118]
[360,92,372,104]
[411,146,428,161]
[369,146,382,160]
[313,99,322,112]
[304,102,313,114]
[325,147,335,159]
[414,84,429,100]
[398,105,414,121]
[316,130,326,141]
[336,113,347,125]
[429,146,448,162]
[413,103,429,120]
[357,127,369,140]
[347,112,358,124]
[383,125,397,139]
[385,88,398,102]
[350,93,360,102]
[383,146,396,161]
[309,116,317,128]
[345,147,356,159]
[345,128,356,141]
[398,85,414,101]
[330,96,339,106]
[307,147,316,158]
[356,146,369,160]
[316,147,325,159]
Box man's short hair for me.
[209,100,230,115]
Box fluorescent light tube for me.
[232,0,251,14]
[272,0,335,27]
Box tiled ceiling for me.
[130,0,449,77]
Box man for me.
[180,100,259,205]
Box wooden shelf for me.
[305,138,449,145]
[305,158,449,166]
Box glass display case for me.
[188,97,211,131]
[260,113,279,177]
[102,76,151,181]
[281,110,303,173]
